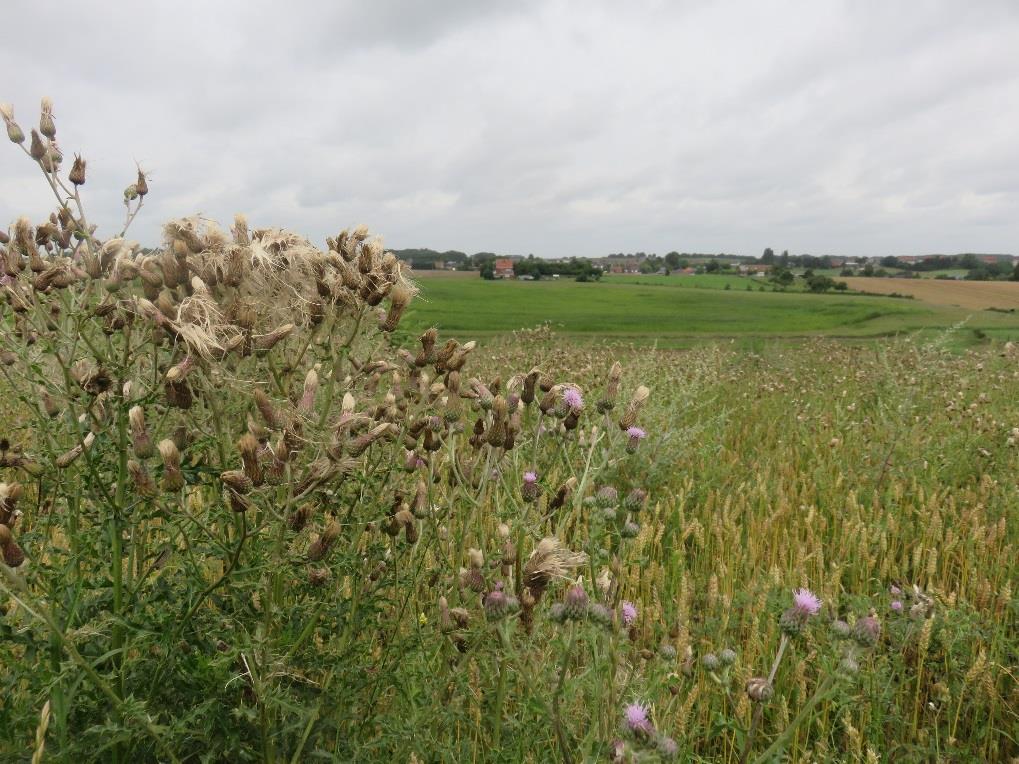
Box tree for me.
[664,251,681,270]
[1012,261,1019,281]
[705,260,721,273]
[771,267,794,287]
[806,275,836,292]
[761,248,775,264]
[480,263,495,280]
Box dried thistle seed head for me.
[29,129,46,160]
[308,519,341,561]
[299,368,319,413]
[39,97,55,139]
[253,323,295,351]
[54,432,95,468]
[128,406,154,458]
[164,379,193,409]
[231,214,250,245]
[128,459,157,496]
[308,567,331,587]
[288,503,312,532]
[237,432,263,485]
[746,677,773,703]
[1,103,24,144]
[227,489,253,513]
[220,469,253,494]
[69,154,86,186]
[523,538,587,603]
[158,439,185,492]
[135,168,148,197]
[468,548,484,570]
[619,385,650,430]
[0,524,26,567]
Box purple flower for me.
[625,426,647,453]
[563,387,583,411]
[621,601,638,627]
[891,600,903,612]
[624,702,654,735]
[792,588,822,617]
[522,471,540,503]
[890,585,902,596]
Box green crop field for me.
[403,273,1019,344]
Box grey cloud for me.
[2,0,1018,257]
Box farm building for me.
[494,258,515,278]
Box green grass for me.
[404,275,1019,343]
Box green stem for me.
[0,564,180,764]
[552,626,577,764]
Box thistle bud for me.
[484,585,516,622]
[595,485,618,509]
[831,619,852,639]
[135,168,148,197]
[562,583,589,621]
[68,154,86,186]
[124,184,139,202]
[779,607,807,637]
[853,613,881,646]
[701,653,720,671]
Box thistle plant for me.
[1,100,1015,763]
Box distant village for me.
[392,247,1019,282]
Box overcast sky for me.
[2,1,1018,258]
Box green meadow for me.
[404,273,1019,344]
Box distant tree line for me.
[512,255,602,282]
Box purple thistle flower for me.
[563,387,583,412]
[621,601,638,627]
[891,600,903,612]
[625,426,647,453]
[890,584,903,596]
[522,470,540,502]
[623,702,654,736]
[792,588,822,617]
